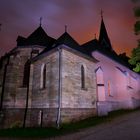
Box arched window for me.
[81,65,85,89]
[23,60,30,87]
[95,67,105,101]
[43,65,46,88]
[107,80,111,96]
[40,64,46,89]
[95,67,104,86]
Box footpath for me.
[47,110,140,140]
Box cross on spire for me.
[100,9,104,19]
[65,25,67,32]
[39,17,42,27]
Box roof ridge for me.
[56,32,80,46]
[27,26,48,39]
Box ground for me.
[50,109,140,140]
[0,109,140,140]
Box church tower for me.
[99,11,112,51]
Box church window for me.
[81,65,85,89]
[95,67,104,86]
[95,67,106,101]
[40,64,46,89]
[107,80,111,96]
[23,60,30,87]
[43,65,46,88]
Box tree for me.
[129,45,140,72]
[129,0,140,72]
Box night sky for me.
[0,0,138,57]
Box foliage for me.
[10,121,22,128]
[134,21,140,35]
[129,1,140,72]
[134,6,140,17]
[129,45,140,72]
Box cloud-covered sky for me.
[0,0,138,56]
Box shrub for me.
[10,121,22,128]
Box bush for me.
[10,121,22,128]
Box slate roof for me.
[17,26,56,47]
[81,39,100,55]
[40,31,90,57]
[81,17,132,69]
[55,32,86,53]
[15,22,132,70]
[56,32,79,48]
[82,39,132,69]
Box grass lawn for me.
[0,108,139,138]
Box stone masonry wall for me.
[0,46,44,128]
[1,46,97,128]
[28,50,59,127]
[62,49,97,108]
[28,48,97,127]
[0,57,9,106]
[0,108,25,129]
[31,51,59,108]
[60,48,97,122]
[1,47,43,108]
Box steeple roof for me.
[56,32,89,54]
[99,18,112,50]
[41,31,90,57]
[81,39,100,55]
[27,26,48,40]
[56,32,79,48]
[34,31,98,62]
[17,26,56,47]
[26,26,55,46]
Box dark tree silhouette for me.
[129,0,140,72]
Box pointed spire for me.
[39,17,42,27]
[100,9,103,19]
[99,12,112,50]
[65,25,67,32]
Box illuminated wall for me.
[92,51,140,115]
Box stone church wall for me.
[61,48,97,123]
[27,50,59,127]
[27,47,97,127]
[0,46,44,128]
[93,51,140,116]
[0,57,8,104]
[30,50,59,108]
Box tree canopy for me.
[129,0,140,72]
[129,45,140,72]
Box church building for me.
[0,16,140,128]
